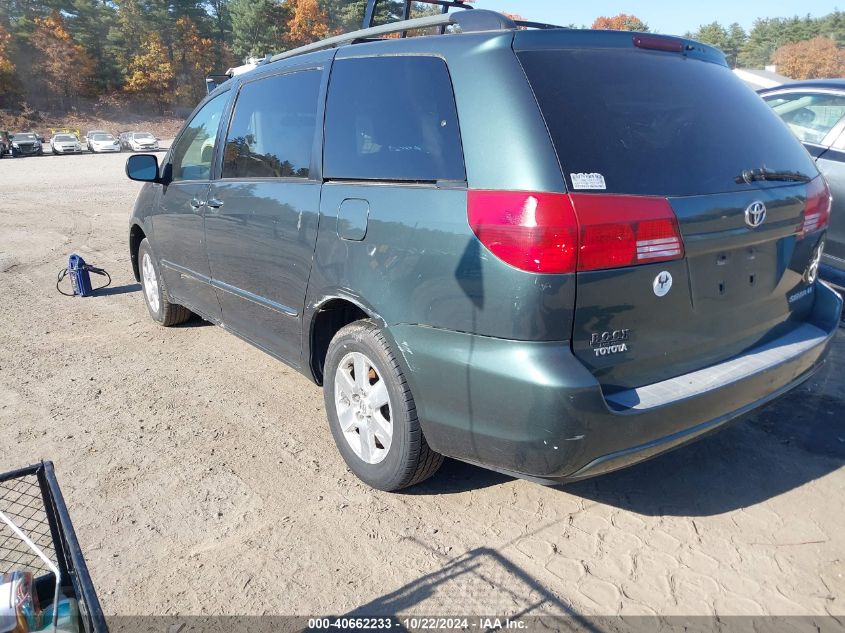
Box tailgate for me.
[572,185,817,390]
[515,32,825,391]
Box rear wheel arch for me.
[309,297,384,385]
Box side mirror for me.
[126,154,160,182]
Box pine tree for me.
[229,0,287,59]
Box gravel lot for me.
[0,150,844,620]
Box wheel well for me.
[129,224,146,282]
[310,299,369,384]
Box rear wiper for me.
[735,168,811,184]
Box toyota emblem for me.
[745,201,767,228]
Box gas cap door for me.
[337,198,369,241]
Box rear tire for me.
[323,319,443,491]
[137,238,192,326]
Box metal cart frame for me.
[0,461,108,633]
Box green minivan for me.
[126,8,841,490]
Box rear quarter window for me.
[517,49,818,196]
[323,56,465,182]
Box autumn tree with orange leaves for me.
[0,24,21,108]
[773,37,845,79]
[124,34,175,114]
[287,0,330,48]
[592,13,649,32]
[30,12,96,110]
[174,16,218,104]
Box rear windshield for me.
[517,49,818,196]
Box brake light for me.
[571,194,684,271]
[467,191,684,273]
[800,176,832,237]
[633,35,685,53]
[467,190,578,273]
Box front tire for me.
[323,320,443,491]
[137,238,192,326]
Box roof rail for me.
[204,5,564,90]
[364,0,563,35]
[364,0,473,35]
[266,9,516,65]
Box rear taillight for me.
[800,176,832,237]
[467,191,579,273]
[571,194,684,271]
[467,191,684,273]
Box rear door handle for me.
[207,198,224,209]
[189,197,203,210]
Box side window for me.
[764,92,845,145]
[324,56,465,182]
[223,70,321,179]
[170,92,228,182]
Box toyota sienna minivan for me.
[125,9,842,491]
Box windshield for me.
[55,134,77,142]
[517,49,819,196]
[762,91,845,145]
[13,134,36,141]
[93,134,114,141]
[134,133,154,140]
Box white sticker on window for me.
[570,172,607,190]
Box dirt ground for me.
[0,150,844,620]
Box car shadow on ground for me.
[408,382,845,517]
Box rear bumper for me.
[388,281,842,483]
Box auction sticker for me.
[570,172,607,190]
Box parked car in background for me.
[10,132,43,156]
[84,129,110,151]
[125,10,841,491]
[122,131,159,152]
[88,132,121,153]
[50,133,84,155]
[761,80,845,285]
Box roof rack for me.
[266,9,516,64]
[364,0,563,35]
[205,4,563,92]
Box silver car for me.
[760,80,845,287]
[50,133,84,155]
[125,132,159,152]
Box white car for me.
[50,134,84,155]
[126,132,159,152]
[84,129,109,151]
[88,133,121,153]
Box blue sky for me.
[468,0,842,36]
